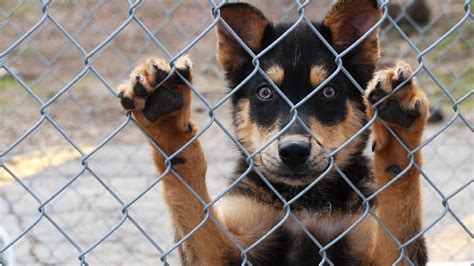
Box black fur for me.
[171,156,186,165]
[228,228,290,266]
[386,165,402,175]
[133,79,148,97]
[120,96,135,110]
[186,123,194,133]
[412,238,429,265]
[143,88,183,122]
[378,99,420,128]
[286,234,357,266]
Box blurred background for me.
[1,0,472,265]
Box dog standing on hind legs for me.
[118,0,429,265]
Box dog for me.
[117,0,429,265]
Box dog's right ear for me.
[215,3,269,72]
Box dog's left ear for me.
[324,0,382,67]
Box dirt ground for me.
[1,0,473,264]
[1,0,472,151]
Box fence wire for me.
[0,0,473,265]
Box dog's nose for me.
[278,141,310,166]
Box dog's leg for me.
[365,61,429,265]
[118,57,237,265]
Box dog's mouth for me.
[263,168,327,186]
[258,156,330,185]
[273,167,318,178]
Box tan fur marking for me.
[308,101,366,170]
[293,211,354,242]
[220,196,330,263]
[310,65,328,87]
[234,99,280,153]
[346,216,377,260]
[234,99,258,153]
[288,211,376,263]
[218,196,283,246]
[266,65,284,85]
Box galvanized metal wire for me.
[1,0,472,265]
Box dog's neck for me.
[229,154,376,212]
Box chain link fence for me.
[0,0,472,265]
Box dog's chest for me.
[220,195,370,265]
[273,216,361,265]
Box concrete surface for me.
[0,114,472,265]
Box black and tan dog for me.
[118,0,429,265]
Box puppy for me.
[118,0,429,265]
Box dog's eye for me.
[321,86,337,99]
[257,86,274,100]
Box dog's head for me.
[216,0,381,186]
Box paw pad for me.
[117,56,193,122]
[120,96,135,110]
[366,61,428,128]
[133,80,148,97]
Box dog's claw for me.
[414,101,421,113]
[397,68,404,79]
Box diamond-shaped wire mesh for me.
[0,0,472,265]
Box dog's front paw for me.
[118,56,192,123]
[366,61,429,129]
